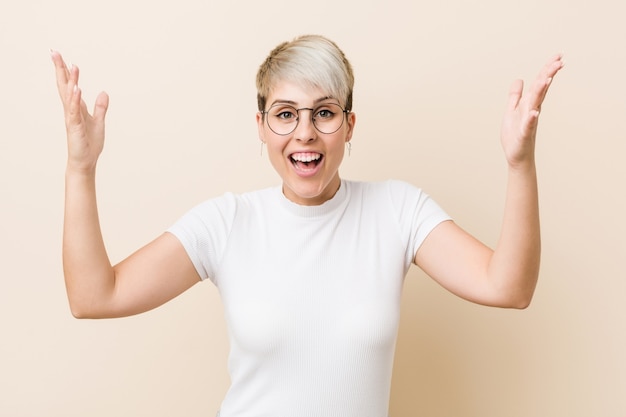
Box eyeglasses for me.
[262,103,349,135]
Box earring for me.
[260,141,265,156]
[346,142,352,157]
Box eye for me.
[277,111,296,120]
[270,106,298,121]
[315,108,335,119]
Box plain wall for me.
[1,0,624,416]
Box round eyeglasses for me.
[262,103,349,135]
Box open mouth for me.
[290,152,323,171]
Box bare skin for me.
[256,81,356,206]
[51,50,562,318]
[52,52,200,318]
[415,55,564,308]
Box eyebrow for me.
[269,96,337,107]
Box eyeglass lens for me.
[265,103,345,135]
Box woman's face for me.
[257,80,356,206]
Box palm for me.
[501,55,564,168]
[51,51,109,172]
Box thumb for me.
[93,91,109,122]
[522,109,540,137]
[507,79,524,111]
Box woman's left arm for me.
[415,55,564,309]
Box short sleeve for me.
[167,193,237,285]
[386,180,452,267]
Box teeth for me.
[291,153,321,163]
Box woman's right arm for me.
[53,51,200,319]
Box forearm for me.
[486,54,563,308]
[487,162,541,308]
[63,168,115,317]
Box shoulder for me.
[345,179,426,202]
[188,186,279,215]
[169,187,280,236]
[345,179,447,223]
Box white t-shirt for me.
[168,179,451,417]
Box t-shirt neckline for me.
[276,179,349,218]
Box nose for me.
[294,109,316,142]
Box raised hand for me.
[51,51,110,173]
[501,54,564,169]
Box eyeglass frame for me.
[261,102,351,136]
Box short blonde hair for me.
[256,35,355,112]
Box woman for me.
[51,35,563,417]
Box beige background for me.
[1,0,624,416]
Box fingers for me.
[52,52,109,126]
[65,65,90,132]
[51,50,71,100]
[501,55,564,166]
[66,63,79,104]
[527,54,565,113]
[50,50,68,82]
[51,50,87,106]
[67,82,84,130]
[52,50,82,117]
[507,54,564,123]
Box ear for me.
[345,111,356,143]
[256,112,266,143]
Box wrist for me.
[507,156,537,174]
[506,161,539,193]
[65,163,97,180]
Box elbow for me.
[64,277,115,319]
[511,275,539,309]
[66,291,92,318]
[67,298,106,319]
[508,295,533,310]
[479,277,537,309]
[483,295,532,310]
[70,310,89,319]
[498,287,536,309]
[69,307,109,320]
[491,270,539,309]
[67,293,126,319]
[68,303,95,319]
